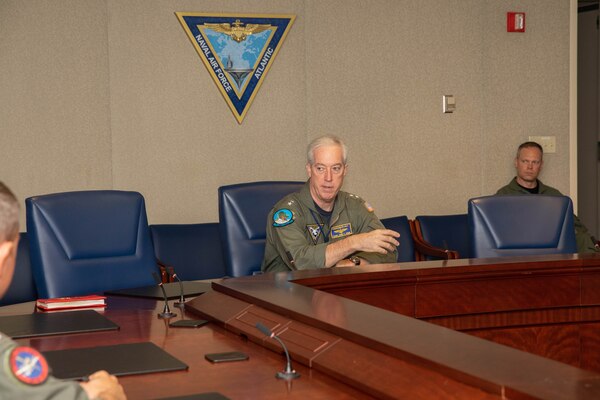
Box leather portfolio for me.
[0,310,118,339]
[43,341,188,379]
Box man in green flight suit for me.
[496,141,600,253]
[0,182,126,400]
[261,135,400,272]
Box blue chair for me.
[150,223,226,280]
[26,190,157,298]
[380,216,415,262]
[0,233,38,306]
[468,195,577,258]
[413,214,469,260]
[218,181,304,277]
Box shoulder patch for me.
[273,208,294,227]
[346,192,373,211]
[9,346,49,385]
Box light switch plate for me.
[528,135,556,153]
[443,95,455,113]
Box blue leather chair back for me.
[380,216,415,262]
[219,181,304,277]
[150,223,226,280]
[416,214,470,259]
[0,233,38,306]
[26,191,157,298]
[468,195,577,258]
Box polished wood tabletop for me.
[0,295,372,400]
[186,253,600,400]
[5,253,600,399]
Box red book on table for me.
[36,295,107,311]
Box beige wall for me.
[0,0,572,226]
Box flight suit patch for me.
[273,209,294,227]
[9,346,49,385]
[306,224,321,244]
[331,223,352,238]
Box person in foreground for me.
[496,141,599,253]
[0,182,126,400]
[261,135,400,272]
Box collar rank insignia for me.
[273,208,294,227]
[176,12,295,124]
[307,224,322,243]
[9,346,49,385]
[331,223,352,239]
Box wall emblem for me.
[176,12,295,124]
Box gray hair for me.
[0,182,19,243]
[306,135,348,165]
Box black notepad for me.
[43,342,188,380]
[0,310,119,339]
[105,281,211,300]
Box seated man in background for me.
[261,135,400,272]
[496,141,599,253]
[0,182,126,400]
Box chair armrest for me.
[156,259,174,283]
[409,220,460,261]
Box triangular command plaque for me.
[176,12,295,124]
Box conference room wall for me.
[0,0,570,227]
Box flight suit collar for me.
[300,180,346,224]
[509,176,551,194]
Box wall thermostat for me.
[443,95,455,113]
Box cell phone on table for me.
[205,351,249,363]
[169,319,209,328]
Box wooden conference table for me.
[4,254,600,399]
[0,296,368,399]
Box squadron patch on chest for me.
[273,208,294,227]
[306,224,322,243]
[331,223,353,239]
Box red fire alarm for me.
[507,12,526,32]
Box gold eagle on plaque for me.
[204,19,271,43]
